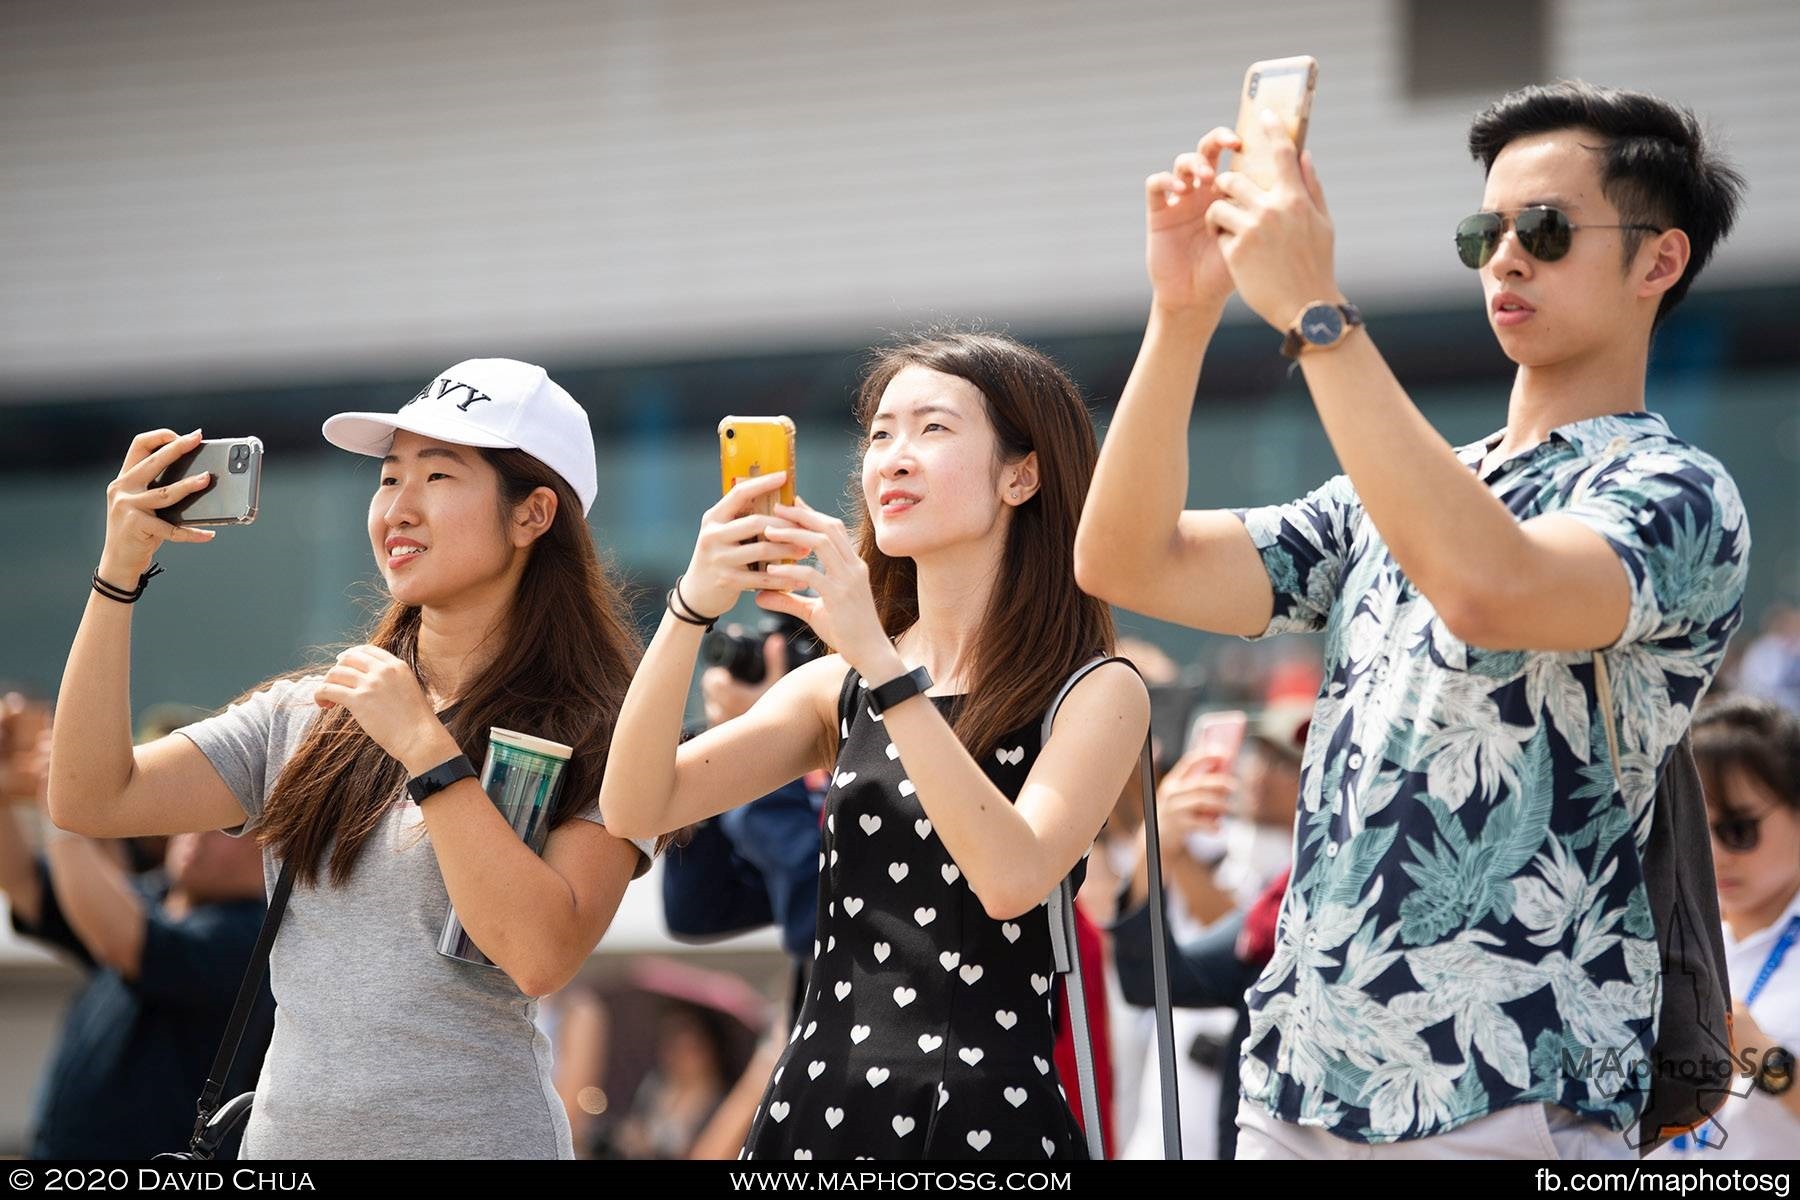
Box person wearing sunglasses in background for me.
[1657,697,1800,1160]
[1077,81,1750,1159]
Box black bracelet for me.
[666,589,713,630]
[92,562,164,605]
[668,575,722,632]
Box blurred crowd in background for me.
[4,0,1798,1166]
[3,604,1794,1159]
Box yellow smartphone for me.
[1225,55,1318,189]
[719,415,798,568]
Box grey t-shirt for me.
[177,677,653,1160]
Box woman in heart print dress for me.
[601,330,1149,1160]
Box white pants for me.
[1120,1005,1232,1160]
[1235,1097,1632,1160]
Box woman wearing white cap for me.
[47,359,654,1159]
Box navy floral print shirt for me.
[1230,412,1749,1143]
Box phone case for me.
[1188,710,1249,764]
[719,416,798,567]
[1227,55,1318,190]
[153,437,263,526]
[719,416,797,513]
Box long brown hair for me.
[257,448,643,887]
[849,330,1115,759]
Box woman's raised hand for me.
[99,429,218,584]
[755,499,896,680]
[678,471,795,620]
[1144,126,1243,316]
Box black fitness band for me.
[866,666,933,715]
[405,754,479,806]
[92,563,164,605]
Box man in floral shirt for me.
[1078,82,1750,1159]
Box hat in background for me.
[1247,702,1313,764]
[1262,657,1324,707]
[322,358,598,515]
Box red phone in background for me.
[1187,710,1249,769]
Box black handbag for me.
[1631,734,1734,1153]
[1574,437,1735,1154]
[155,861,292,1161]
[1591,668,1734,1154]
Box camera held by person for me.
[700,613,823,687]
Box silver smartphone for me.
[152,436,263,526]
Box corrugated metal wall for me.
[4,0,1796,397]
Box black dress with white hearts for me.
[741,668,1088,1162]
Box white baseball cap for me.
[322,358,598,514]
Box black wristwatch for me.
[406,754,478,805]
[1280,300,1363,360]
[867,666,933,716]
[1755,1045,1794,1096]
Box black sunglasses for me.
[1710,806,1776,854]
[1454,205,1662,269]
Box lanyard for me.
[1745,914,1800,1007]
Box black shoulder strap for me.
[186,858,293,1155]
[835,663,861,739]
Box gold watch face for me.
[1758,1048,1794,1094]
